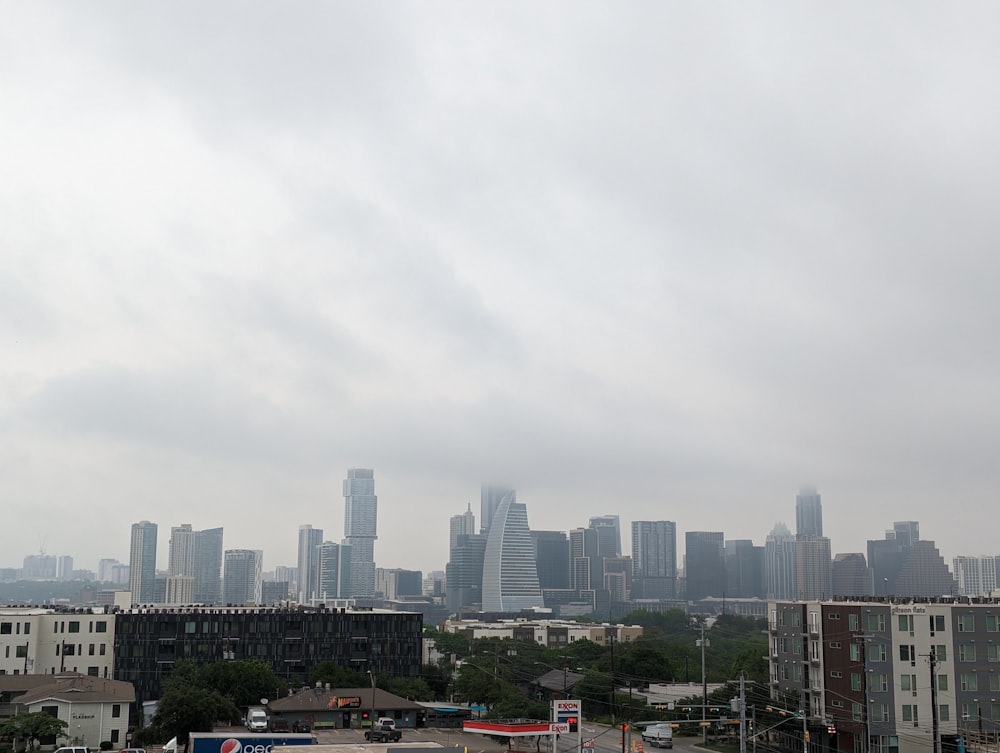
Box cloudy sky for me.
[3,3,1000,578]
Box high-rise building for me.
[725,539,764,598]
[223,549,262,605]
[375,568,423,600]
[98,559,122,583]
[831,553,870,597]
[531,531,570,590]
[482,491,544,612]
[953,555,1000,597]
[343,468,378,598]
[168,524,223,604]
[795,486,823,538]
[129,520,158,605]
[56,556,73,580]
[165,575,194,604]
[446,533,486,613]
[684,531,725,602]
[569,527,599,591]
[764,522,796,600]
[168,524,197,578]
[795,536,832,599]
[481,484,515,536]
[297,524,324,604]
[316,541,351,601]
[589,515,622,557]
[867,522,957,597]
[450,505,476,552]
[631,521,677,600]
[22,555,57,580]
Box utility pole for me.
[697,623,709,745]
[739,675,747,753]
[927,647,940,753]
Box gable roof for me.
[269,686,422,713]
[16,675,135,706]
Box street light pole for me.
[367,670,376,733]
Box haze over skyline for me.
[4,4,1000,576]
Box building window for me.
[851,673,862,691]
[88,644,95,656]
[990,674,1000,692]
[871,703,889,722]
[940,705,950,722]
[898,615,914,632]
[938,674,948,691]
[15,645,27,658]
[902,705,918,723]
[828,613,840,620]
[830,641,841,649]
[185,621,197,634]
[868,644,886,662]
[900,674,916,692]
[900,645,916,663]
[872,674,888,692]
[852,703,863,722]
[960,673,978,691]
[868,614,886,632]
[959,643,977,662]
[849,614,859,631]
[111,730,119,744]
[962,703,979,721]
[95,622,108,633]
[112,704,121,718]
[850,643,860,662]
[930,615,946,633]
[100,644,106,656]
[830,671,843,678]
[831,700,844,708]
[0,623,11,635]
[68,621,80,633]
[936,644,948,662]
[958,614,975,632]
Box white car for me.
[640,724,673,749]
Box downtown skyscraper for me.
[297,524,324,604]
[344,468,377,598]
[631,520,677,600]
[129,520,158,605]
[482,489,543,612]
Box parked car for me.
[292,720,312,733]
[269,718,291,733]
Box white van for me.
[641,724,673,749]
[246,707,268,732]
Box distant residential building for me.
[316,541,351,601]
[260,580,291,605]
[193,527,224,604]
[22,554,56,580]
[98,559,123,583]
[376,568,422,600]
[795,536,832,600]
[56,556,74,581]
[423,571,445,598]
[631,521,677,600]
[129,521,158,605]
[0,607,115,677]
[481,492,544,611]
[344,468,378,598]
[589,515,622,557]
[953,555,1000,597]
[164,575,194,604]
[223,549,263,605]
[297,524,324,604]
[445,533,486,614]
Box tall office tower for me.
[531,531,571,589]
[315,541,351,601]
[110,563,130,584]
[343,468,378,598]
[684,531,726,602]
[795,487,823,538]
[194,527,224,604]
[450,505,476,552]
[297,524,324,604]
[889,521,919,547]
[832,553,870,597]
[868,522,957,597]
[764,523,796,600]
[603,556,632,602]
[953,555,1000,597]
[482,492,544,611]
[589,515,622,557]
[631,521,677,600]
[795,536,832,599]
[223,549,263,605]
[168,524,197,578]
[481,484,515,536]
[445,533,487,613]
[129,520,158,605]
[725,540,764,598]
[569,527,600,590]
[376,568,423,600]
[274,565,296,587]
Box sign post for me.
[553,700,582,753]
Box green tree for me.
[425,628,471,660]
[420,662,452,700]
[152,683,240,743]
[0,711,68,748]
[199,659,283,709]
[309,661,366,689]
[386,676,432,701]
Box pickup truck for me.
[364,721,402,743]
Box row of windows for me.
[0,620,108,635]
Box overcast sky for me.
[3,3,1000,578]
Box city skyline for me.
[5,5,1000,582]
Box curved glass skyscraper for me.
[482,490,543,611]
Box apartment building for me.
[0,607,115,679]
